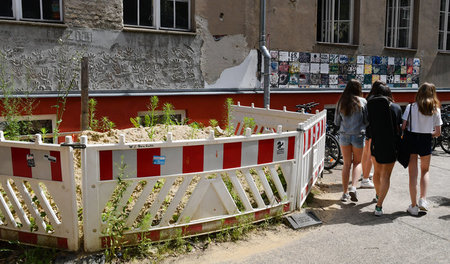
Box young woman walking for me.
[402,83,442,216]
[366,83,402,216]
[334,79,367,202]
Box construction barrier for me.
[0,132,79,251]
[0,103,325,252]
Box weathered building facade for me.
[0,0,449,132]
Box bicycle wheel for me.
[324,133,341,170]
[439,125,450,154]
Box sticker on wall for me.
[364,56,372,65]
[407,58,414,66]
[347,64,356,75]
[330,54,339,64]
[348,56,357,64]
[270,73,279,88]
[299,52,311,63]
[401,66,407,75]
[289,62,300,73]
[310,63,320,74]
[320,53,330,63]
[153,156,166,165]
[413,58,420,67]
[394,75,401,83]
[387,75,394,84]
[372,65,381,75]
[329,74,338,85]
[321,74,329,86]
[356,64,364,75]
[372,56,382,65]
[381,56,388,65]
[299,73,310,85]
[357,55,365,64]
[356,74,364,84]
[339,64,349,74]
[320,63,329,74]
[289,52,299,62]
[279,73,289,86]
[299,63,310,73]
[270,61,278,72]
[339,55,349,64]
[364,64,372,74]
[310,73,321,85]
[372,74,380,83]
[311,53,321,63]
[407,66,413,74]
[270,50,279,60]
[364,74,372,85]
[289,73,299,86]
[279,61,289,73]
[329,64,339,74]
[279,51,289,61]
[388,57,395,65]
[413,66,420,75]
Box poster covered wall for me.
[270,51,420,89]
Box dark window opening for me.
[0,0,14,17]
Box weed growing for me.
[225,98,234,136]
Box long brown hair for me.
[415,82,440,116]
[337,79,363,116]
[367,80,394,102]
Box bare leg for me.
[419,154,431,199]
[408,154,419,207]
[374,161,395,208]
[351,145,363,188]
[361,139,372,180]
[371,156,380,197]
[341,144,353,193]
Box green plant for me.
[147,96,159,126]
[209,119,218,128]
[88,98,99,130]
[162,103,175,126]
[102,157,131,261]
[130,116,141,128]
[100,116,115,132]
[243,117,256,133]
[51,39,83,142]
[189,122,200,139]
[225,98,234,136]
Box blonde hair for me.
[415,82,440,116]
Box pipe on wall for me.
[260,0,271,108]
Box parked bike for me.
[432,104,450,153]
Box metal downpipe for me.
[260,0,271,108]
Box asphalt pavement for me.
[172,148,450,264]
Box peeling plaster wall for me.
[64,0,123,30]
[197,16,252,86]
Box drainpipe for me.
[260,0,271,108]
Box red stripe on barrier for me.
[288,136,295,160]
[50,151,62,181]
[138,230,161,242]
[284,203,290,212]
[313,125,316,144]
[223,142,242,169]
[99,150,113,181]
[224,217,238,226]
[18,231,37,244]
[101,236,112,248]
[182,224,203,235]
[11,148,32,178]
[57,237,68,249]
[137,148,161,177]
[303,133,306,153]
[255,208,271,220]
[183,145,204,173]
[308,129,312,150]
[257,139,274,164]
[234,122,241,135]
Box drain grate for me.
[285,211,322,230]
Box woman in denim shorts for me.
[402,83,443,216]
[334,79,368,202]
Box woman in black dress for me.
[367,83,402,216]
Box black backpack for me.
[367,96,398,163]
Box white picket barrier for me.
[81,104,326,252]
[230,103,327,209]
[0,132,79,251]
[0,103,325,252]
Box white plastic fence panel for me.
[0,132,79,251]
[231,103,312,134]
[82,130,299,252]
[296,110,327,207]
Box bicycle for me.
[432,105,450,153]
[295,102,341,170]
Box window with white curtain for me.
[317,0,354,44]
[123,0,191,31]
[385,0,414,48]
[439,0,450,50]
[0,0,63,22]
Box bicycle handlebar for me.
[295,102,319,112]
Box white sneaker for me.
[341,193,350,202]
[374,205,383,216]
[418,198,429,211]
[348,186,358,202]
[407,205,419,216]
[361,178,375,188]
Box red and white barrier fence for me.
[0,103,326,252]
[0,132,79,251]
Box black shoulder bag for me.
[397,104,412,168]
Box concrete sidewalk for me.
[170,149,450,264]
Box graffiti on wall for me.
[0,26,203,93]
[270,50,420,89]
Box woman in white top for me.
[402,83,443,216]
